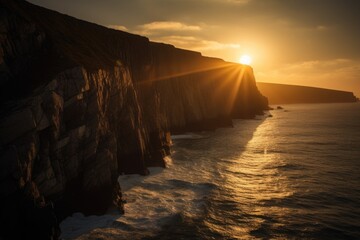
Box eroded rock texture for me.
[0,0,268,238]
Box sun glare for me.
[239,55,252,65]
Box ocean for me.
[60,102,360,239]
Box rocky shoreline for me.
[0,0,268,238]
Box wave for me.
[60,103,360,239]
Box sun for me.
[239,55,252,65]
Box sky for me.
[28,0,360,97]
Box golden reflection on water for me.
[224,117,294,238]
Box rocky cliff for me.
[257,82,357,105]
[0,0,268,238]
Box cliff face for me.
[0,0,268,238]
[257,82,357,105]
[147,43,267,132]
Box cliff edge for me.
[0,0,268,238]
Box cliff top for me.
[1,0,242,101]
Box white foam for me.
[60,156,213,239]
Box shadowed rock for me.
[0,0,268,238]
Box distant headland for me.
[257,82,357,105]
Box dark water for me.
[61,103,360,239]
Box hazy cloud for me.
[224,0,252,4]
[152,35,240,51]
[316,25,329,31]
[137,21,201,35]
[130,20,240,52]
[107,25,128,31]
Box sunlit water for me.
[61,102,360,239]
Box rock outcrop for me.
[0,0,268,238]
[257,82,357,105]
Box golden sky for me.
[29,0,360,97]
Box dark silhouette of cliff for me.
[0,0,268,238]
[257,82,357,105]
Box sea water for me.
[60,102,360,239]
